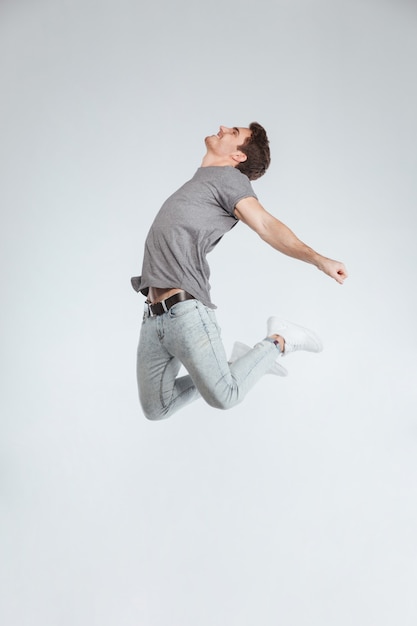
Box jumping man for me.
[131,123,348,420]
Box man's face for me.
[205,125,252,158]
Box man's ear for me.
[231,150,247,164]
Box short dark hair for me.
[236,122,271,180]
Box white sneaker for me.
[229,341,288,377]
[266,317,323,355]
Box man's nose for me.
[219,126,231,134]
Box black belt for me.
[145,291,195,317]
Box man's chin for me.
[205,135,216,145]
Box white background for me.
[1,1,417,624]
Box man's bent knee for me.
[140,402,170,421]
[203,391,242,411]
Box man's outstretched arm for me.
[235,196,348,284]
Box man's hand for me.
[316,257,348,284]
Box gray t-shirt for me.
[131,165,257,308]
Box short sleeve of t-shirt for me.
[210,167,257,216]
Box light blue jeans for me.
[137,299,281,420]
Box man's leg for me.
[162,300,280,411]
[137,313,201,420]
[137,300,322,420]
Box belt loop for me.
[161,299,169,313]
[144,302,154,317]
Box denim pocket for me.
[168,299,198,318]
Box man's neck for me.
[200,154,236,168]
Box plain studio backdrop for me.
[1,0,416,625]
